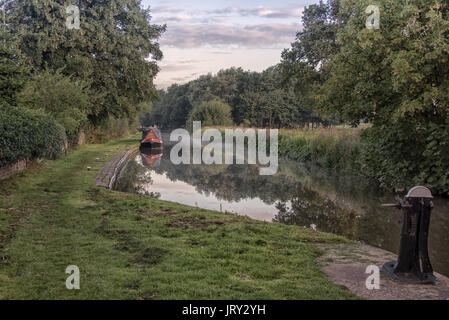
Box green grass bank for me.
[205,126,363,173]
[0,133,357,300]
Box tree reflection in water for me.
[273,187,358,240]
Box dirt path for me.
[316,243,449,300]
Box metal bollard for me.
[381,186,437,284]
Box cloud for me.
[150,5,303,25]
[160,64,196,72]
[178,59,200,64]
[149,3,306,88]
[159,59,202,72]
[151,6,185,15]
[171,73,199,82]
[207,6,304,19]
[152,5,303,19]
[212,51,232,55]
[153,14,225,25]
[160,23,300,49]
[162,15,193,23]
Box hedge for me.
[0,104,67,167]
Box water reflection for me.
[114,147,161,198]
[274,187,359,240]
[114,145,449,277]
[140,146,163,169]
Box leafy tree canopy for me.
[186,98,233,131]
[280,0,346,111]
[151,67,331,130]
[0,8,28,106]
[322,0,449,193]
[4,0,165,122]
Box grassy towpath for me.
[0,134,357,300]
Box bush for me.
[186,98,234,131]
[361,118,449,195]
[0,104,67,167]
[18,69,92,146]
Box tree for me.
[18,69,94,145]
[152,66,323,129]
[151,84,192,129]
[321,0,449,194]
[5,0,165,122]
[186,98,233,131]
[0,3,27,106]
[280,0,346,112]
[139,112,152,128]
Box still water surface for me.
[114,142,449,277]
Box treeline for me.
[1,0,164,167]
[150,67,332,129]
[280,0,449,195]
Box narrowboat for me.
[141,127,163,149]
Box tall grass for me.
[278,128,362,172]
[203,126,363,173]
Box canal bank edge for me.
[95,147,139,189]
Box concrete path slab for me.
[316,243,449,300]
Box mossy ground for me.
[0,134,357,300]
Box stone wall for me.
[0,159,29,180]
[95,148,139,189]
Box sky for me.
[141,0,320,89]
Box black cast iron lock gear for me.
[381,186,437,285]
